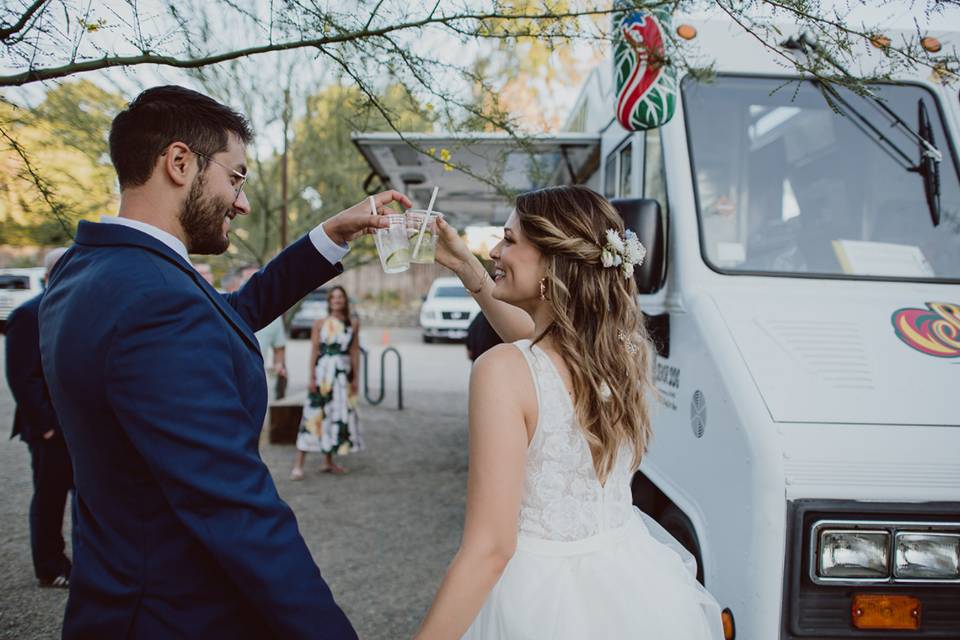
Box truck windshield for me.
[683,75,960,281]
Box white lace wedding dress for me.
[462,340,724,639]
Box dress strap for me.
[510,339,541,409]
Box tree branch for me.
[363,0,387,31]
[0,6,625,87]
[0,0,50,42]
[0,121,74,239]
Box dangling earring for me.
[539,278,547,301]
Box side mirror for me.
[421,294,428,303]
[610,198,666,294]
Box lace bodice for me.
[514,340,635,542]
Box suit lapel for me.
[75,221,262,357]
[188,271,263,358]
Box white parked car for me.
[419,277,480,343]
[0,267,45,332]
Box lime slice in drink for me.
[412,230,433,248]
[385,246,410,269]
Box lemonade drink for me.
[376,214,411,273]
[406,209,442,264]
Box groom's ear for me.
[162,142,195,188]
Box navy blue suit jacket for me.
[39,221,357,639]
[6,293,60,443]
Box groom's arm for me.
[105,286,357,640]
[226,191,413,331]
[224,190,413,333]
[223,227,345,333]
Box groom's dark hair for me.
[109,85,253,189]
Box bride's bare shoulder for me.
[470,343,537,424]
[471,342,527,373]
[471,343,532,389]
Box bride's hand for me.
[435,217,474,272]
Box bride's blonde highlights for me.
[517,185,655,484]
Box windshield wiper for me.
[813,81,915,170]
[785,32,944,226]
[914,99,942,226]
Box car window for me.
[304,290,328,301]
[433,286,469,298]
[0,275,30,290]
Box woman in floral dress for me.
[291,286,363,478]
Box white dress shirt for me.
[99,215,349,268]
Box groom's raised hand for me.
[322,190,414,246]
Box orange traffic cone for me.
[381,328,390,346]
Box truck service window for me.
[644,128,668,212]
[619,141,633,197]
[682,75,960,281]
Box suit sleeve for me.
[4,304,57,439]
[224,235,343,333]
[104,288,356,640]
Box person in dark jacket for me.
[466,311,503,361]
[5,247,72,588]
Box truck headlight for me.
[894,532,960,580]
[819,530,889,578]
[421,311,436,321]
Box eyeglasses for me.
[191,149,248,204]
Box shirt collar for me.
[100,215,191,266]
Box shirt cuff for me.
[309,224,350,265]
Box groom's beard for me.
[179,173,233,255]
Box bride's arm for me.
[435,217,535,342]
[415,345,531,639]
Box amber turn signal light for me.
[677,24,697,40]
[851,594,921,630]
[721,608,735,639]
[922,36,943,53]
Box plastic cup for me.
[376,214,411,273]
[406,209,443,264]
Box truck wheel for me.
[659,505,705,585]
[423,334,434,344]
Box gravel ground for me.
[0,332,473,640]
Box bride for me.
[415,185,724,639]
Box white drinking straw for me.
[369,196,383,253]
[412,186,439,257]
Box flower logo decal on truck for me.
[613,2,677,131]
[892,302,960,357]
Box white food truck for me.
[354,17,960,639]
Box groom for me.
[39,86,410,639]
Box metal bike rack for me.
[359,346,403,410]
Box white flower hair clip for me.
[617,329,640,355]
[600,228,646,279]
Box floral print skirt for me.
[296,353,363,454]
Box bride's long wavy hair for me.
[517,185,655,483]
